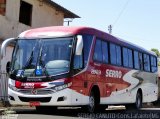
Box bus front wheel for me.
[82,91,96,113]
[87,91,96,113]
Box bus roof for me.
[18,26,156,56]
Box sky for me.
[53,0,160,51]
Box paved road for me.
[1,107,160,119]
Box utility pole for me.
[108,25,112,34]
[64,19,73,26]
[67,20,72,26]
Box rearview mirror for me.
[1,38,15,59]
[75,35,83,55]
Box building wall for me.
[0,0,64,72]
[1,0,64,39]
[0,0,6,16]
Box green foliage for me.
[151,48,160,57]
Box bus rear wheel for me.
[135,91,142,109]
[125,91,142,110]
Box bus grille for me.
[18,89,53,95]
[19,97,51,102]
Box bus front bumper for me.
[8,87,88,106]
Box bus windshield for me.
[11,37,73,78]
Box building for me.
[0,0,79,102]
[0,0,79,72]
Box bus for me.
[1,26,158,113]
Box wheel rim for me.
[88,93,95,112]
[136,93,142,109]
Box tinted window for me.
[93,40,102,62]
[116,45,122,66]
[128,49,133,68]
[110,43,116,65]
[151,56,157,72]
[83,35,93,66]
[143,54,150,72]
[123,48,128,67]
[134,51,140,69]
[139,53,143,70]
[110,43,122,66]
[102,41,109,63]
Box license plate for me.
[29,101,40,107]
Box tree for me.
[151,48,160,57]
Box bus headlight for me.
[9,84,18,91]
[54,82,72,92]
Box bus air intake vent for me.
[18,97,51,102]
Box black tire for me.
[135,91,142,110]
[82,91,96,113]
[125,91,142,110]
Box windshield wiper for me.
[23,40,39,69]
[35,41,49,77]
[23,47,34,69]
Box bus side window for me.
[143,54,150,72]
[110,43,116,65]
[134,51,140,69]
[123,47,129,67]
[102,41,109,63]
[116,45,122,66]
[128,49,133,68]
[83,35,93,67]
[151,56,157,72]
[110,43,122,66]
[122,47,133,68]
[139,53,143,70]
[143,54,147,71]
[93,39,102,62]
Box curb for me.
[0,108,6,115]
[0,101,5,115]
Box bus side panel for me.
[100,69,158,104]
[70,72,90,105]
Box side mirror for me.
[75,35,83,55]
[6,61,11,74]
[1,38,15,59]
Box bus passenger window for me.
[83,35,93,67]
[110,43,121,66]
[151,56,157,72]
[123,48,129,67]
[116,45,122,66]
[128,49,133,68]
[93,40,102,62]
[102,41,109,63]
[139,53,143,70]
[143,54,150,72]
[123,48,133,68]
[110,43,116,65]
[134,51,140,69]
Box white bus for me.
[1,26,158,112]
